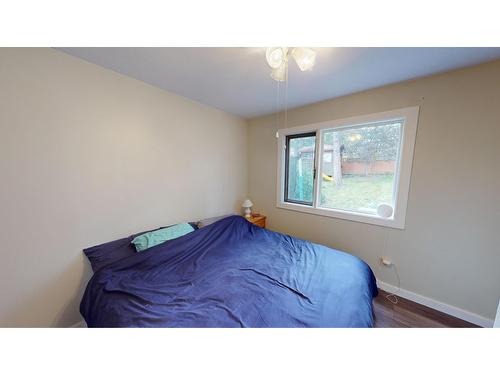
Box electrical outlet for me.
[380,256,392,266]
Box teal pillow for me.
[131,223,194,252]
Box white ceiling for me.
[58,47,500,119]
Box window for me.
[284,132,316,205]
[319,121,401,214]
[277,107,419,229]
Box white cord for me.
[275,59,289,138]
[284,61,288,129]
[381,228,400,305]
[276,79,280,137]
[385,263,400,304]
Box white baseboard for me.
[69,320,87,328]
[376,280,494,328]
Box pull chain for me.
[276,79,280,139]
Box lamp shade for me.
[266,47,288,69]
[292,47,316,71]
[270,62,288,82]
[242,199,253,208]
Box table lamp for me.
[242,199,253,218]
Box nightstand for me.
[244,214,266,228]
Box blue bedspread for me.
[80,215,378,327]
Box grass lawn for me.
[320,174,395,213]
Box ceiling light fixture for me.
[265,47,316,81]
[270,61,288,82]
[291,47,316,72]
[266,47,288,69]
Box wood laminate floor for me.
[373,289,479,328]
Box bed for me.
[80,215,378,327]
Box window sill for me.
[276,201,405,229]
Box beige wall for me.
[248,60,500,322]
[0,48,247,327]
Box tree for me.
[332,131,343,185]
[341,123,401,164]
[326,123,401,177]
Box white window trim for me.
[276,106,419,229]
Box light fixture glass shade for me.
[266,47,288,69]
[292,47,316,71]
[242,199,253,208]
[270,61,288,82]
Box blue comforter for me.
[80,215,378,327]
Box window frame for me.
[276,106,420,229]
[284,131,317,206]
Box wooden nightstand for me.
[244,214,266,228]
